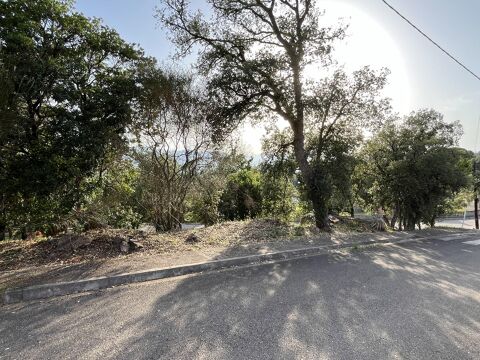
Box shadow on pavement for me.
[1,238,480,359]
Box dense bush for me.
[218,169,263,221]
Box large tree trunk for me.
[291,125,329,229]
[405,216,416,231]
[0,222,5,241]
[289,60,330,230]
[307,178,330,229]
[21,226,27,240]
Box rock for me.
[120,237,144,253]
[120,240,130,253]
[128,237,144,250]
[138,223,156,234]
[185,233,200,244]
[328,215,340,224]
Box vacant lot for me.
[0,218,467,293]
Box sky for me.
[75,0,480,154]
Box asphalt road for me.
[1,234,480,360]
[435,218,476,229]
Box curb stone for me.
[2,231,477,304]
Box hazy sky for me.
[75,0,480,153]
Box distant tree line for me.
[0,0,474,239]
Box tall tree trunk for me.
[390,215,397,229]
[21,226,27,240]
[290,61,329,229]
[292,145,329,229]
[0,222,5,241]
[405,216,415,231]
[309,187,329,229]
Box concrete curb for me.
[2,231,475,304]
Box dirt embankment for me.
[0,218,383,272]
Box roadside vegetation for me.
[0,0,477,271]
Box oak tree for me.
[159,0,388,228]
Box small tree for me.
[260,128,297,221]
[76,156,142,230]
[134,69,213,231]
[187,145,249,225]
[358,109,468,230]
[218,168,263,221]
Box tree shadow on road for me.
[2,239,480,359]
[119,240,480,359]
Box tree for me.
[260,127,297,221]
[218,167,263,221]
[75,156,142,231]
[159,0,388,228]
[0,0,143,235]
[133,69,214,231]
[358,109,468,230]
[187,145,249,225]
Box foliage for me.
[0,0,143,235]
[77,157,142,230]
[358,109,468,229]
[158,1,391,228]
[218,168,263,221]
[260,128,297,221]
[133,68,214,231]
[186,146,249,225]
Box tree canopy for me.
[357,109,468,230]
[0,0,144,234]
[159,0,389,228]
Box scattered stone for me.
[308,225,321,235]
[120,240,130,253]
[128,237,144,251]
[328,215,340,224]
[120,237,144,253]
[185,233,200,244]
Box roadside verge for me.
[2,231,476,304]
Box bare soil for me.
[0,218,468,293]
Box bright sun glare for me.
[240,1,411,155]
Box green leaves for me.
[358,110,468,229]
[0,0,143,232]
[218,168,263,221]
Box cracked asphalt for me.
[1,234,480,360]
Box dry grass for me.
[0,218,381,271]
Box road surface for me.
[1,234,480,359]
[436,217,476,229]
